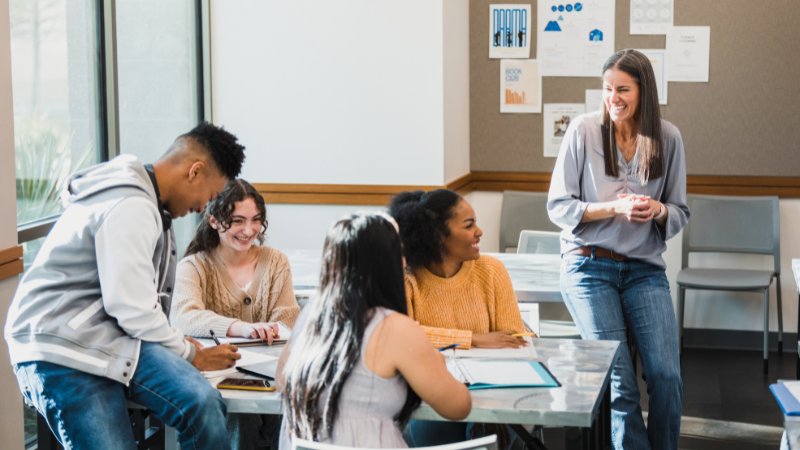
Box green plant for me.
[15,118,93,224]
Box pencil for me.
[209,329,222,346]
[437,343,460,352]
[512,332,535,337]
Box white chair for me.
[516,230,580,340]
[292,434,497,450]
[676,194,782,373]
[499,191,560,253]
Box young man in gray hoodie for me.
[6,122,246,449]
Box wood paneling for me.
[254,174,800,205]
[0,245,23,281]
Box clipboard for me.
[447,359,560,390]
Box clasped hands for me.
[614,193,662,223]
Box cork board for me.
[470,0,800,176]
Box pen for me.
[437,343,459,352]
[209,329,222,346]
[512,332,535,337]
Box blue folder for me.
[454,360,561,391]
[769,382,800,416]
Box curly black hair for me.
[184,179,267,256]
[181,121,246,179]
[387,189,462,270]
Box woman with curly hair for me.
[171,178,300,450]
[277,212,470,449]
[171,179,299,339]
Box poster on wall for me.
[666,26,710,82]
[489,4,532,59]
[537,0,615,77]
[543,103,585,157]
[636,48,668,105]
[630,0,673,35]
[585,89,603,113]
[500,59,542,113]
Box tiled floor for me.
[542,347,793,450]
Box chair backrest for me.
[499,191,559,252]
[517,230,561,255]
[682,194,780,274]
[292,434,497,450]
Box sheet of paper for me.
[197,340,279,379]
[543,103,585,157]
[786,381,800,400]
[459,360,547,386]
[584,89,603,113]
[637,48,668,105]
[454,344,538,360]
[517,302,540,337]
[630,0,673,35]
[666,26,710,82]
[500,59,541,113]
[489,4,532,59]
[537,0,615,77]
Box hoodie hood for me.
[61,154,156,208]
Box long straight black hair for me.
[601,49,664,183]
[184,179,267,256]
[282,213,421,441]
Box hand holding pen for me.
[185,332,240,371]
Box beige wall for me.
[0,0,25,446]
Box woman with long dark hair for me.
[548,49,689,449]
[171,179,299,340]
[277,212,470,448]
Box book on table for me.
[446,358,560,390]
[770,381,800,415]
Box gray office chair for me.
[517,230,581,339]
[292,434,497,450]
[499,191,560,253]
[676,195,782,373]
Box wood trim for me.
[254,183,442,206]
[253,173,800,205]
[0,245,23,282]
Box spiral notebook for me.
[446,359,560,390]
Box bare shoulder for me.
[379,312,428,344]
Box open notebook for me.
[215,322,292,346]
[446,359,560,390]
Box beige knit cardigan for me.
[170,246,300,337]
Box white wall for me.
[466,191,800,334]
[442,0,470,183]
[266,203,385,250]
[0,0,25,445]
[211,0,453,185]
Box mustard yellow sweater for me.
[404,254,524,349]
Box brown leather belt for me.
[571,246,629,262]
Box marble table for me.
[286,250,563,304]
[215,338,618,450]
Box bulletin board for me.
[469,0,800,177]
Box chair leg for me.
[777,275,784,355]
[677,287,684,350]
[764,288,770,374]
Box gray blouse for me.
[547,111,690,268]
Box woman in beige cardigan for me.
[171,179,300,450]
[171,179,299,341]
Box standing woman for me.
[277,213,471,449]
[548,49,689,450]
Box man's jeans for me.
[561,253,683,450]
[14,341,230,450]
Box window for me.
[116,0,203,256]
[12,0,104,230]
[10,0,205,446]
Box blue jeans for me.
[561,253,682,450]
[14,341,230,450]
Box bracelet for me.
[654,204,667,221]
